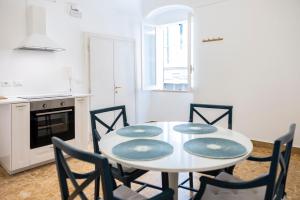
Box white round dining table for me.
[99,121,253,200]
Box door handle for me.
[114,86,122,94]
[36,109,73,116]
[16,105,27,108]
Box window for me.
[142,10,193,92]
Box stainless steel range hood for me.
[15,6,65,52]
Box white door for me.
[114,40,136,125]
[89,36,136,128]
[90,37,115,110]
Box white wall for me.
[141,0,300,147]
[136,91,193,122]
[0,0,141,96]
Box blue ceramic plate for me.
[112,139,173,161]
[184,138,247,159]
[173,123,217,134]
[116,125,163,137]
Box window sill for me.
[143,89,193,93]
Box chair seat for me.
[109,159,137,173]
[197,169,223,176]
[113,185,147,200]
[200,172,266,200]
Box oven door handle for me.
[35,109,73,116]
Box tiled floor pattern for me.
[0,146,299,200]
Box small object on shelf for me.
[202,37,224,43]
[0,96,7,100]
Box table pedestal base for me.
[168,172,179,200]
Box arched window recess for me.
[142,5,194,92]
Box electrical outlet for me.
[0,81,12,87]
[69,3,82,18]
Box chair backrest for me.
[265,124,296,200]
[189,103,233,129]
[90,105,129,154]
[52,137,117,200]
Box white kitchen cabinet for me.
[0,104,12,171]
[0,96,90,174]
[75,97,89,150]
[0,103,30,173]
[30,97,90,165]
[11,103,30,171]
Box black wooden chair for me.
[179,103,234,192]
[90,105,166,192]
[194,124,296,200]
[52,137,174,200]
[189,104,233,129]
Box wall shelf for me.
[202,37,224,43]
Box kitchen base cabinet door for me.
[75,97,89,150]
[0,104,12,171]
[11,103,30,171]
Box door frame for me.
[84,32,137,122]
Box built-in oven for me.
[30,98,75,149]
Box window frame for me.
[141,14,194,92]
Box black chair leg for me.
[124,180,131,188]
[189,172,194,188]
[94,177,100,200]
[162,172,169,190]
[225,166,235,174]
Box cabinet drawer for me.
[29,145,54,165]
[29,139,75,165]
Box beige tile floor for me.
[0,146,299,200]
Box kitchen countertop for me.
[0,98,28,104]
[0,94,91,105]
